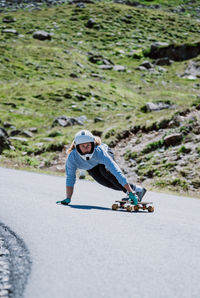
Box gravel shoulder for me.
[0,222,31,298]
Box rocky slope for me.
[0,0,200,197]
[113,106,200,195]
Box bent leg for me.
[87,165,116,189]
[99,164,126,192]
[88,164,126,192]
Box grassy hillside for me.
[0,1,200,195]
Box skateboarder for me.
[60,130,146,205]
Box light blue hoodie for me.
[66,143,128,187]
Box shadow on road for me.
[68,204,111,211]
[57,204,149,213]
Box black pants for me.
[87,148,127,193]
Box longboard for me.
[112,200,154,212]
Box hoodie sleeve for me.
[97,147,128,187]
[65,152,77,187]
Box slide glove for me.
[128,192,138,205]
[56,198,71,205]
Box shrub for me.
[124,150,138,161]
[178,145,191,154]
[142,139,164,154]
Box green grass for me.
[0,2,200,190]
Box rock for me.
[33,30,51,40]
[3,102,16,108]
[146,42,200,61]
[0,128,10,154]
[88,54,114,65]
[103,59,112,65]
[99,65,113,70]
[154,57,173,66]
[2,16,16,23]
[142,102,171,112]
[140,61,154,69]
[94,117,104,123]
[2,29,18,35]
[76,115,87,123]
[113,65,126,72]
[164,133,182,146]
[29,127,38,133]
[85,18,96,28]
[191,179,200,189]
[10,129,22,136]
[168,117,181,128]
[181,61,200,79]
[21,130,33,138]
[35,142,44,147]
[52,116,84,127]
[42,138,53,142]
[91,130,102,137]
[3,122,15,128]
[76,3,86,8]
[157,118,171,129]
[9,137,28,143]
[157,66,167,72]
[135,66,147,71]
[70,73,78,78]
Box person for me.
[59,130,146,205]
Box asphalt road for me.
[0,167,200,298]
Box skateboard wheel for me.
[112,204,119,211]
[148,206,154,212]
[134,205,139,211]
[126,205,132,212]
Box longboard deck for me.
[115,200,153,205]
[112,200,154,212]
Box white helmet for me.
[74,130,95,160]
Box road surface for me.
[0,167,200,298]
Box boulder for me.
[146,42,200,61]
[22,130,33,138]
[2,29,18,35]
[3,122,15,128]
[3,16,16,23]
[76,3,86,9]
[94,117,104,123]
[33,31,51,41]
[29,127,38,133]
[99,65,113,70]
[181,61,200,80]
[0,128,10,154]
[85,18,96,28]
[140,61,154,69]
[113,65,126,72]
[142,102,171,112]
[88,54,114,65]
[164,133,182,147]
[10,129,22,136]
[52,116,84,127]
[154,57,173,66]
[10,137,28,143]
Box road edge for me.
[0,222,32,297]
